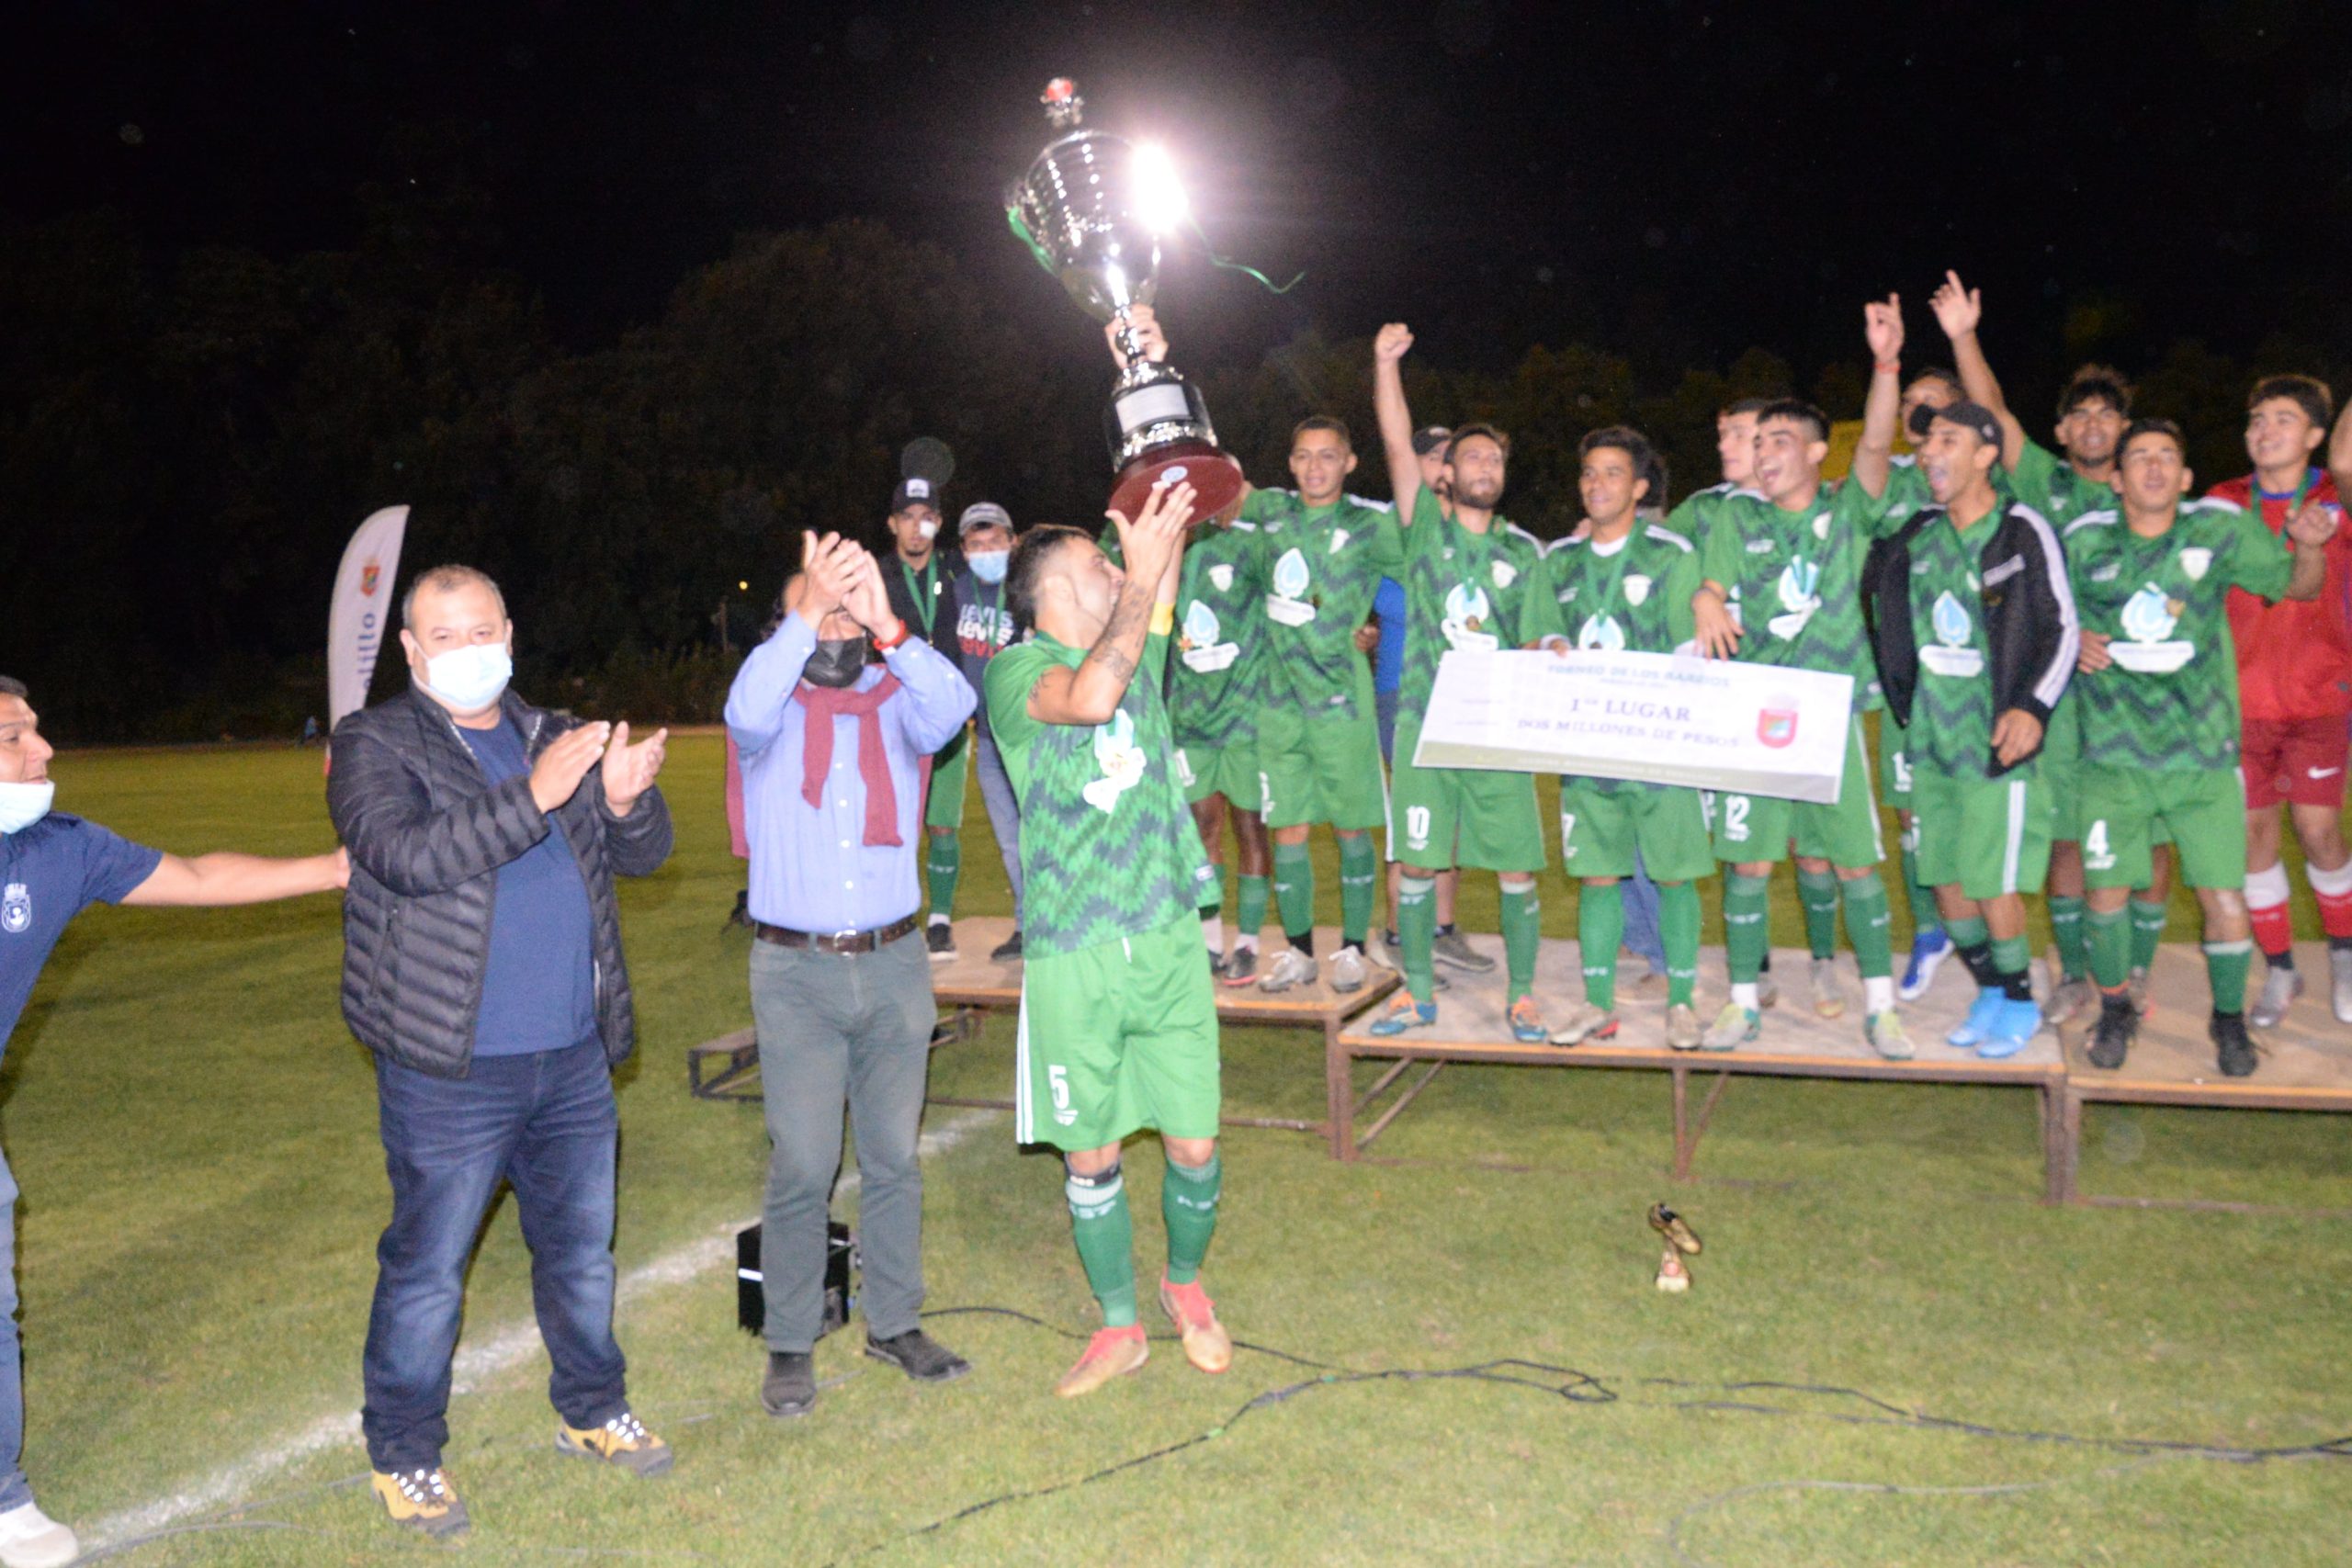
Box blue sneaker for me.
[1898,929,1953,1002]
[1367,994,1438,1037]
[1946,987,2004,1048]
[1976,998,2042,1060]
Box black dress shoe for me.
[864,1329,971,1384]
[761,1351,816,1418]
[989,930,1024,964]
[2211,1010,2257,1078]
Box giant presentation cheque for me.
[1411,649,1857,805]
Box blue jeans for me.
[1375,687,1400,768]
[974,729,1024,924]
[1623,850,1668,975]
[362,1038,628,1472]
[0,1148,31,1512]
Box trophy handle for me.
[1107,303,1150,371]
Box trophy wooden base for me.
[1109,442,1246,523]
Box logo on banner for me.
[360,562,382,596]
[1757,706,1799,749]
[1,883,28,935]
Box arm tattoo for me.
[1079,580,1154,694]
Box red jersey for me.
[2211,468,2352,721]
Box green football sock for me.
[1724,873,1771,986]
[1397,874,1439,1005]
[1338,832,1378,948]
[2203,939,2253,1014]
[1577,881,1624,1010]
[925,831,960,920]
[1839,870,1894,982]
[2129,897,2168,973]
[1990,933,2033,1001]
[1273,840,1316,939]
[1798,867,1840,961]
[2048,894,2088,982]
[1657,880,1702,1008]
[1064,1165,1136,1328]
[1902,837,1942,938]
[1236,874,1271,947]
[1501,883,1541,1003]
[2086,904,2131,990]
[1160,1152,1221,1286]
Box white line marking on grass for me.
[85,1106,1003,1549]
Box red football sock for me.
[2246,862,2294,960]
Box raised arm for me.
[2331,397,2352,500]
[1929,270,2025,469]
[1849,294,1905,500]
[724,533,862,753]
[1373,322,1422,524]
[2284,501,2339,602]
[1026,479,1197,727]
[838,547,978,751]
[123,846,347,907]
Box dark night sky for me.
[9,0,2352,392]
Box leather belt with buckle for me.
[752,912,921,954]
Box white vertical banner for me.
[327,505,408,728]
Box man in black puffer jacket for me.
[327,564,674,1541]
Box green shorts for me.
[924,727,970,832]
[1173,739,1262,810]
[1912,766,2052,899]
[1014,915,1221,1151]
[1389,712,1547,873]
[1876,712,1915,813]
[2080,765,2245,892]
[1559,779,1716,883]
[2041,699,2083,842]
[1258,703,1385,830]
[1712,716,1885,869]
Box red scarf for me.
[795,674,904,846]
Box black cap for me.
[1411,424,1453,457]
[890,476,942,514]
[1909,399,2002,446]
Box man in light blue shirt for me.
[725,532,977,1420]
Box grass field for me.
[13,732,2350,1565]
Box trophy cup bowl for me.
[1010,82,1246,520]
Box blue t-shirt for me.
[457,721,598,1057]
[0,814,164,1060]
[1374,576,1408,695]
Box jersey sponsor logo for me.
[1208,563,1235,592]
[1179,601,1240,672]
[2312,766,2344,780]
[1919,590,1984,678]
[1267,547,1317,626]
[1442,582,1498,651]
[1329,528,1351,554]
[1081,710,1148,814]
[2111,584,2194,673]
[1767,558,1821,640]
[1577,613,1626,652]
[1623,574,1652,606]
[1,882,27,935]
[2177,547,2212,582]
[1757,705,1799,749]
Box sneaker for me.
[865,1328,971,1383]
[1055,1324,1148,1397]
[2088,992,2138,1070]
[1864,1009,1912,1060]
[2047,976,2097,1027]
[0,1504,76,1568]
[1431,928,1497,973]
[1219,945,1259,987]
[1647,1202,1702,1256]
[1809,956,1848,1019]
[989,929,1024,964]
[1159,1277,1233,1374]
[926,922,956,963]
[2333,948,2352,1023]
[2212,1011,2258,1078]
[1756,968,1780,1010]
[1329,945,1369,995]
[1258,947,1317,994]
[1701,1003,1759,1051]
[2251,964,2303,1029]
[1367,993,1438,1037]
[2127,965,2152,1015]
[1976,998,2041,1060]
[1205,948,1227,981]
[1507,996,1548,1043]
[370,1468,469,1539]
[1898,929,1952,1002]
[1947,987,2006,1049]
[1546,1000,1619,1047]
[556,1410,673,1478]
[1664,1002,1702,1050]
[760,1350,817,1418]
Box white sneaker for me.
[0,1503,79,1568]
[2250,964,2303,1029]
[1328,946,1368,994]
[1257,947,1317,994]
[1808,956,1848,1020]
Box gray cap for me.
[958,501,1012,536]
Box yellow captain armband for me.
[1150,602,1176,637]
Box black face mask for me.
[802,637,870,689]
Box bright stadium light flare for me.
[1133,141,1189,233]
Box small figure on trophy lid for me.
[1041,76,1082,128]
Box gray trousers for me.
[974,728,1025,924]
[750,928,936,1351]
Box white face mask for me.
[0,780,54,836]
[418,643,514,711]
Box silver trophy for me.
[1008,78,1244,519]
